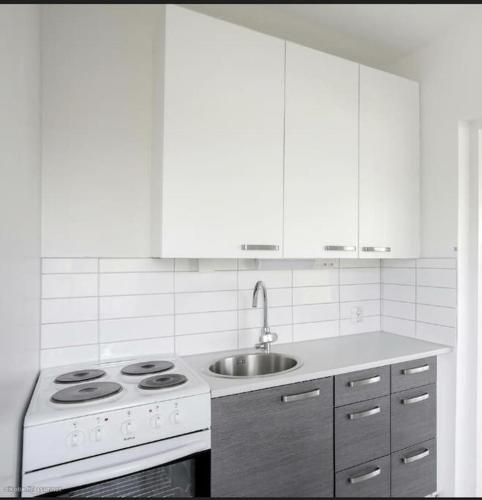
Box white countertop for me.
[182,331,451,398]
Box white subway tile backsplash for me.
[100,294,174,319]
[417,286,456,308]
[416,322,456,347]
[99,258,174,273]
[176,291,237,314]
[381,284,415,303]
[417,268,456,288]
[381,268,416,285]
[175,271,236,293]
[100,272,174,296]
[238,288,291,309]
[42,297,98,324]
[41,345,99,368]
[238,306,291,330]
[340,316,381,336]
[416,258,456,269]
[381,300,416,320]
[42,274,98,298]
[175,310,237,335]
[293,286,339,305]
[293,320,339,341]
[340,267,380,285]
[100,337,175,360]
[340,284,380,302]
[41,321,98,349]
[340,259,380,268]
[99,316,174,343]
[417,304,456,328]
[42,258,98,274]
[293,303,339,324]
[381,259,416,268]
[340,300,380,319]
[175,331,238,356]
[381,316,416,337]
[293,268,338,287]
[238,325,292,348]
[238,270,291,290]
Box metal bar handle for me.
[324,245,356,252]
[281,388,320,403]
[402,448,430,464]
[401,393,429,405]
[402,364,430,375]
[348,467,381,484]
[362,246,391,252]
[241,244,279,251]
[348,375,381,388]
[348,406,381,420]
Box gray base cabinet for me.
[211,357,437,498]
[211,378,333,497]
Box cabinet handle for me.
[402,448,430,464]
[281,388,320,403]
[348,375,381,388]
[348,406,380,420]
[348,466,381,484]
[401,393,429,405]
[361,246,391,253]
[241,244,279,251]
[324,245,356,252]
[402,364,429,375]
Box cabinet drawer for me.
[335,395,390,471]
[391,356,436,392]
[335,365,389,407]
[391,384,436,452]
[212,377,333,497]
[391,439,437,497]
[335,455,390,497]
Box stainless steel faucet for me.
[252,280,278,353]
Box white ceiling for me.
[187,3,481,67]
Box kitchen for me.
[0,3,478,498]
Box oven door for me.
[22,430,210,498]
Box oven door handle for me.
[22,431,210,497]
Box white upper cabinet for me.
[359,66,420,259]
[152,6,285,258]
[284,42,359,258]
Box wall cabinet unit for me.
[284,42,359,258]
[211,357,437,497]
[359,65,420,258]
[152,6,285,258]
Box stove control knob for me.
[67,430,84,447]
[92,426,102,442]
[121,420,134,435]
[150,415,163,429]
[170,410,181,425]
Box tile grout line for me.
[96,258,100,362]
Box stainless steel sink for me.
[208,352,301,378]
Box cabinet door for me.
[284,42,359,258]
[211,378,333,497]
[359,66,420,259]
[158,6,284,258]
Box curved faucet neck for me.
[252,280,269,332]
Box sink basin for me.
[208,352,301,378]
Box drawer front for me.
[391,439,437,497]
[391,356,436,392]
[335,365,390,407]
[212,377,333,497]
[391,383,436,452]
[335,395,390,471]
[335,455,390,497]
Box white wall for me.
[0,5,40,495]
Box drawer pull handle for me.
[324,245,356,252]
[401,393,429,405]
[241,244,279,251]
[282,389,320,403]
[348,375,381,388]
[348,406,381,420]
[361,246,391,252]
[402,448,430,464]
[402,364,430,375]
[348,466,381,484]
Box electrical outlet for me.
[351,306,363,324]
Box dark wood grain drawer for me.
[335,365,390,407]
[335,455,390,497]
[335,395,390,471]
[211,377,334,497]
[391,439,437,497]
[391,383,436,452]
[391,356,436,392]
